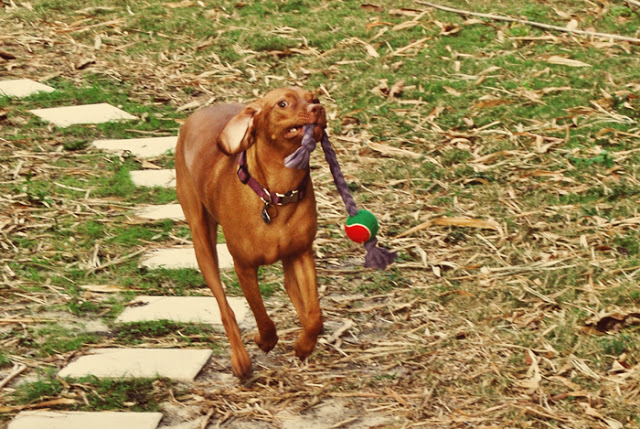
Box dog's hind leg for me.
[176,177,252,377]
[192,210,252,378]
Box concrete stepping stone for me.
[140,244,234,270]
[0,78,55,98]
[8,411,162,429]
[135,203,185,221]
[58,348,212,381]
[130,169,176,188]
[115,296,249,325]
[92,136,177,158]
[29,103,137,127]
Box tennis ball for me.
[345,210,379,243]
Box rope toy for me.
[285,125,397,270]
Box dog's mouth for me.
[285,105,327,140]
[284,125,305,140]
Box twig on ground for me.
[199,408,215,429]
[0,364,27,390]
[326,319,355,344]
[415,0,640,43]
[85,247,148,275]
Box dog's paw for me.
[231,349,252,379]
[255,332,278,353]
[293,333,318,361]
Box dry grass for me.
[1,0,640,427]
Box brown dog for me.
[175,88,326,378]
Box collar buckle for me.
[237,151,309,218]
[275,189,300,206]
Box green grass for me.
[78,377,168,411]
[0,352,11,368]
[35,325,100,356]
[14,376,65,404]
[2,0,640,425]
[115,320,220,349]
[14,375,169,411]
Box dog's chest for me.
[224,206,316,266]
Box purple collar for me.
[237,151,309,212]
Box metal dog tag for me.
[261,203,278,224]
[261,204,272,224]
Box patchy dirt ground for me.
[2,1,640,428]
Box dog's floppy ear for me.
[218,103,262,155]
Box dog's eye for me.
[278,100,288,108]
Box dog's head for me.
[218,87,327,155]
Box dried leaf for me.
[396,220,432,238]
[443,85,461,97]
[390,37,430,56]
[166,0,196,8]
[472,99,513,109]
[546,56,591,68]
[388,79,405,98]
[371,79,389,97]
[361,3,383,12]
[434,20,461,36]
[571,356,601,380]
[581,403,623,429]
[471,150,517,164]
[516,88,544,104]
[389,8,423,17]
[432,217,503,235]
[463,18,485,26]
[176,99,202,112]
[363,42,379,58]
[80,284,127,293]
[0,50,17,60]
[425,105,444,121]
[367,141,421,159]
[516,350,541,390]
[141,160,162,170]
[566,19,579,31]
[393,20,420,31]
[478,65,501,76]
[585,310,640,332]
[75,56,96,70]
[0,398,77,413]
[432,265,441,277]
[553,8,572,19]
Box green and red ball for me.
[344,210,379,243]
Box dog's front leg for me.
[234,261,279,353]
[283,250,323,360]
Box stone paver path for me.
[58,348,213,382]
[92,136,177,158]
[135,203,185,221]
[130,169,176,188]
[140,245,234,270]
[8,411,162,429]
[29,103,137,127]
[0,78,55,98]
[115,296,248,325]
[3,77,243,428]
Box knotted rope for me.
[285,125,397,270]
